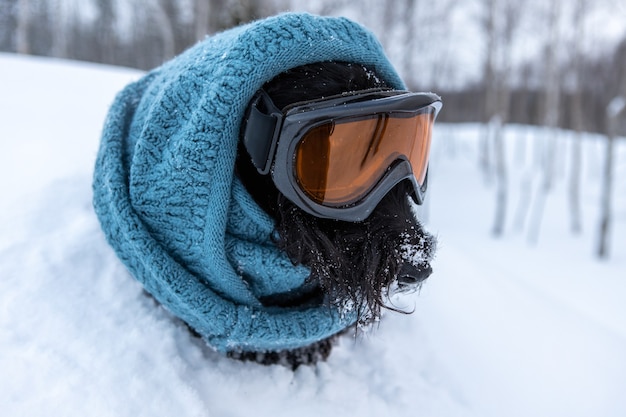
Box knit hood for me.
[93,12,405,353]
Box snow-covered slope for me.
[1,54,625,417]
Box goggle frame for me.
[242,89,442,221]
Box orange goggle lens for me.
[295,111,434,206]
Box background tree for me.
[194,0,211,41]
[93,0,117,65]
[15,0,31,54]
[478,0,521,237]
[597,38,626,258]
[50,0,69,58]
[0,0,18,51]
[567,0,588,235]
[527,0,562,244]
[1,0,624,256]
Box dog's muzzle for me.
[396,262,432,291]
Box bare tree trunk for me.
[598,97,624,258]
[476,0,519,237]
[16,0,31,54]
[479,0,497,183]
[490,0,520,237]
[195,0,211,40]
[568,129,583,233]
[380,0,397,49]
[94,0,116,65]
[597,111,617,258]
[513,166,533,232]
[492,114,508,236]
[153,0,176,61]
[597,27,626,258]
[402,0,418,87]
[528,0,561,244]
[568,0,587,235]
[51,0,69,58]
[512,69,534,233]
[596,142,613,258]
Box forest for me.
[2,0,625,134]
[1,0,625,257]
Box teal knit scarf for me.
[93,13,405,353]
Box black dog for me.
[233,62,437,367]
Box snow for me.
[1,53,625,417]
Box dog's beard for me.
[274,181,437,326]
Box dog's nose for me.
[397,262,432,289]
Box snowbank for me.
[1,54,625,417]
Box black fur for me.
[272,180,436,325]
[235,62,437,367]
[227,332,339,370]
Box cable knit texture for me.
[93,13,406,352]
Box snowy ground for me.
[1,54,625,417]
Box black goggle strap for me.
[242,90,284,175]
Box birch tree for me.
[527,0,562,244]
[567,0,589,235]
[194,0,211,41]
[478,0,521,236]
[93,0,116,64]
[598,98,623,258]
[150,0,176,61]
[50,0,69,58]
[16,0,31,54]
[478,0,497,183]
[597,39,626,258]
[0,0,16,51]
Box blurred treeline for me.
[0,0,279,71]
[1,0,625,135]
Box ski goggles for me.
[242,88,442,221]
